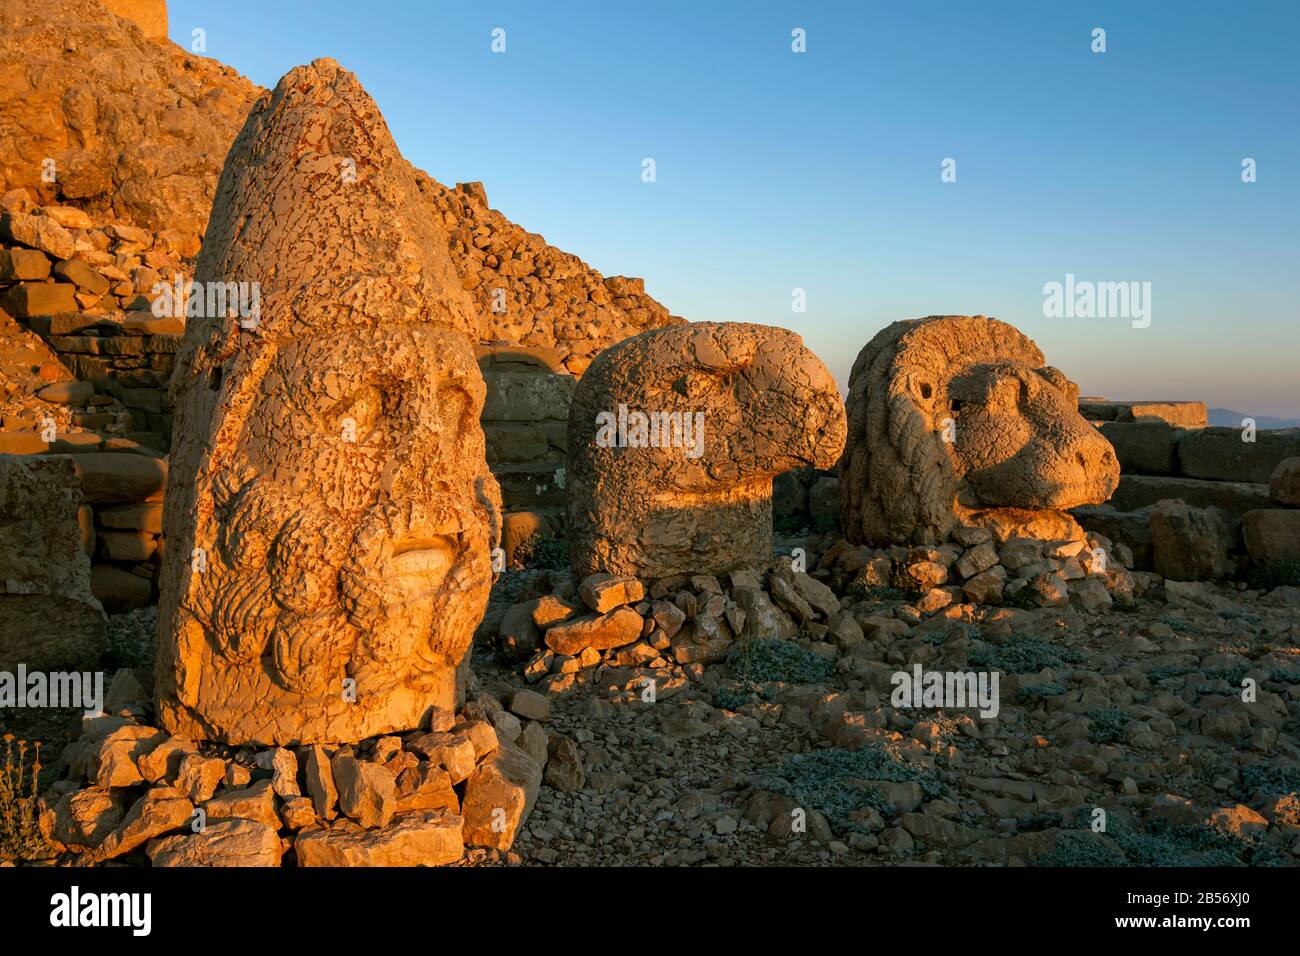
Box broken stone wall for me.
[0,201,172,612]
[0,454,106,670]
[1,196,189,447]
[1073,399,1300,577]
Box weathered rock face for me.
[0,454,106,669]
[1243,509,1300,565]
[97,0,167,39]
[428,185,683,375]
[1149,499,1236,581]
[840,316,1119,546]
[157,60,501,745]
[567,322,846,579]
[0,0,262,252]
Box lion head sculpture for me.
[839,315,1119,545]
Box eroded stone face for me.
[840,315,1119,545]
[157,59,500,745]
[567,322,846,579]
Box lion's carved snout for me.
[950,363,1119,510]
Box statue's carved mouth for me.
[389,534,458,597]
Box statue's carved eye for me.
[951,399,964,413]
[333,384,386,432]
[919,382,933,400]
[673,372,718,400]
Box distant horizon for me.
[169,0,1300,419]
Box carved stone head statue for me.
[157,60,501,745]
[568,322,846,579]
[840,315,1119,545]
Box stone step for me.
[1178,427,1300,484]
[1080,398,1206,428]
[1108,474,1269,515]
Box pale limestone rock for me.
[136,735,196,783]
[461,742,542,850]
[295,810,463,867]
[156,59,500,745]
[498,599,542,662]
[280,797,318,831]
[1149,500,1235,581]
[147,819,282,867]
[40,787,125,849]
[531,595,577,629]
[333,753,397,828]
[451,719,499,761]
[303,745,338,820]
[0,211,76,259]
[405,731,476,784]
[394,764,459,814]
[269,747,301,798]
[840,316,1119,545]
[91,725,165,789]
[962,565,1007,604]
[568,322,845,578]
[95,788,194,861]
[545,734,586,791]
[204,779,279,829]
[516,720,549,768]
[1243,509,1300,564]
[578,573,644,613]
[508,688,550,721]
[1269,457,1300,506]
[174,753,226,803]
[544,607,643,656]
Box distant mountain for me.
[1208,408,1300,430]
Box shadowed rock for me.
[567,322,846,578]
[157,59,500,745]
[840,315,1119,545]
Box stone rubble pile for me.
[423,178,683,377]
[40,670,584,866]
[0,0,262,251]
[494,522,1145,705]
[474,553,1300,867]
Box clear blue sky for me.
[170,0,1300,419]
